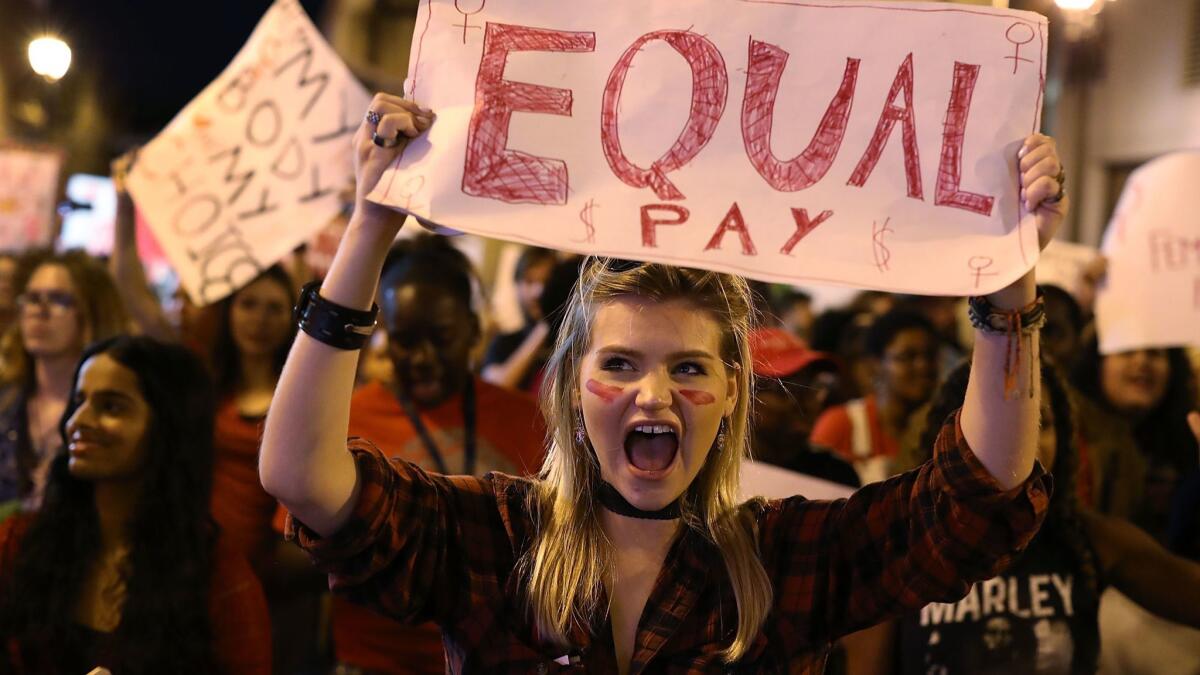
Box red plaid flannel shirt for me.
[287,410,1049,674]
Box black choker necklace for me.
[597,482,681,520]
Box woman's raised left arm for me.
[961,134,1067,489]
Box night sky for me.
[37,0,327,137]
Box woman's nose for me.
[634,369,672,410]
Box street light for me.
[28,36,71,82]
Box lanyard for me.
[397,377,477,476]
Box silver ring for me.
[365,110,381,127]
[371,131,401,149]
[1045,167,1067,204]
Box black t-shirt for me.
[898,526,1102,675]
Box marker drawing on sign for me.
[780,208,832,255]
[872,217,894,273]
[968,255,997,288]
[575,198,598,244]
[1004,23,1034,74]
[393,175,427,212]
[453,0,486,44]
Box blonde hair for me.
[524,259,771,662]
[0,250,129,389]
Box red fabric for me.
[209,537,273,675]
[211,400,277,570]
[279,378,545,674]
[0,516,271,674]
[286,410,1050,673]
[811,395,900,462]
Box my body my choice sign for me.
[371,0,1048,295]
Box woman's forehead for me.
[27,263,74,289]
[78,353,142,393]
[589,296,724,354]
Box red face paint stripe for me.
[679,389,717,405]
[586,379,623,403]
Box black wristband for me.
[294,281,378,350]
[967,287,1046,335]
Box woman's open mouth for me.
[624,424,679,478]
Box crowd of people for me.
[0,91,1195,675]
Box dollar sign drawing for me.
[872,218,894,273]
[576,199,597,244]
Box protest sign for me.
[0,143,63,249]
[1037,239,1100,299]
[740,460,854,502]
[370,0,1048,295]
[1095,152,1200,354]
[127,0,370,304]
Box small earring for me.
[575,414,586,446]
[716,418,727,452]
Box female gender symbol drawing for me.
[453,0,486,44]
[968,256,998,289]
[394,175,426,213]
[1004,22,1035,74]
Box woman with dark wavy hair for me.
[851,358,1200,675]
[0,336,270,674]
[1070,337,1198,544]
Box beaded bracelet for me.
[967,288,1046,335]
[967,289,1045,399]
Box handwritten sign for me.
[370,0,1048,295]
[127,0,370,304]
[1095,152,1200,354]
[1037,239,1100,299]
[0,144,62,249]
[740,460,854,502]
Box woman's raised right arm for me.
[259,93,432,537]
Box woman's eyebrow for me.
[595,346,717,361]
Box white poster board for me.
[59,174,117,256]
[127,0,370,305]
[371,0,1048,295]
[740,460,855,502]
[1037,239,1100,299]
[0,144,62,249]
[1095,151,1200,354]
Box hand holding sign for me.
[1017,133,1066,252]
[353,93,435,225]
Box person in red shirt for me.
[206,265,299,572]
[0,336,270,674]
[811,309,940,484]
[302,235,545,674]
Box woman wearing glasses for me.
[0,251,127,512]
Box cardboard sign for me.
[127,0,370,305]
[0,144,62,249]
[1095,151,1200,354]
[370,0,1048,295]
[1037,239,1100,299]
[740,460,854,502]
